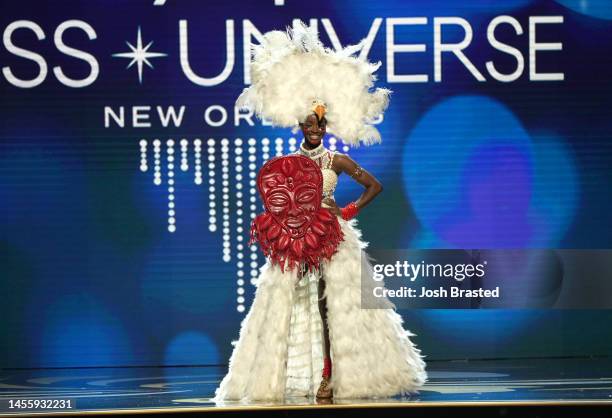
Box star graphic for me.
[112,26,167,84]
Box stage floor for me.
[0,357,611,415]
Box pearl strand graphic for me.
[194,139,203,185]
[329,136,337,151]
[275,137,284,156]
[139,139,148,172]
[261,138,270,212]
[180,139,189,172]
[141,137,313,313]
[288,137,297,153]
[262,137,270,162]
[234,138,245,312]
[153,139,162,185]
[166,139,176,233]
[248,138,259,287]
[207,139,216,232]
[328,136,350,153]
[221,138,231,262]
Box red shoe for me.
[316,357,333,399]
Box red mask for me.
[250,155,344,273]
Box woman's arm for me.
[322,153,383,217]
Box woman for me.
[212,21,427,402]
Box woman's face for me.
[300,113,327,147]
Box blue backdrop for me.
[1,0,612,368]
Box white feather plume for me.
[237,20,391,147]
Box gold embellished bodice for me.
[295,142,339,207]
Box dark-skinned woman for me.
[213,20,427,403]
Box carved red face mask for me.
[250,155,344,273]
[259,156,321,238]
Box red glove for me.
[340,201,359,221]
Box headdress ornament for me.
[236,20,391,146]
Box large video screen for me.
[1,0,612,368]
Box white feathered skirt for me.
[213,218,427,402]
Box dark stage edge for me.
[0,357,611,417]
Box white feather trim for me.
[213,219,427,402]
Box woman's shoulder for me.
[328,149,349,173]
[330,151,357,165]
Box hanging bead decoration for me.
[221,138,231,262]
[275,136,284,156]
[139,136,316,312]
[139,139,148,172]
[180,138,189,172]
[288,137,297,153]
[248,138,259,287]
[204,138,216,232]
[262,137,270,162]
[153,139,162,186]
[329,136,337,151]
[166,139,176,233]
[234,138,245,312]
[194,139,202,185]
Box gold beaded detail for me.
[350,165,364,179]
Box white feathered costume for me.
[213,21,427,402]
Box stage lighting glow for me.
[403,95,534,248]
[165,331,219,366]
[556,0,612,20]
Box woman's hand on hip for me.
[322,198,341,217]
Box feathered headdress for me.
[236,20,391,147]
